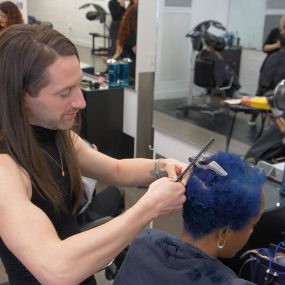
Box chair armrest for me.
[79,216,113,232]
[217,75,234,91]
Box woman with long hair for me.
[0,1,23,31]
[113,4,138,79]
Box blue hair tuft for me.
[183,152,265,239]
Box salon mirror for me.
[152,0,285,157]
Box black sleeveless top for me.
[0,126,96,285]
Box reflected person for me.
[263,14,285,55]
[108,0,126,55]
[113,4,138,80]
[249,19,285,125]
[0,1,23,31]
[256,34,285,97]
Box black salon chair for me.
[194,57,215,88]
[77,183,126,281]
[176,56,231,117]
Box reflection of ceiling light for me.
[276,202,280,207]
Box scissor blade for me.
[175,138,215,182]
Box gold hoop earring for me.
[217,239,226,249]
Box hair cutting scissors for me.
[175,138,215,182]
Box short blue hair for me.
[183,152,265,239]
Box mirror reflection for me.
[228,0,285,50]
[153,0,285,156]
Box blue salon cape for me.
[114,229,256,285]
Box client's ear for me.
[218,228,231,241]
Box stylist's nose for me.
[71,87,86,110]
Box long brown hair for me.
[0,24,83,212]
[0,1,23,28]
[117,4,138,49]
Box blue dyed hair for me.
[183,152,265,239]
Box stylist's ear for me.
[22,91,32,122]
[23,91,30,108]
[23,91,28,107]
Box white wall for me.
[27,0,110,47]
[239,49,266,95]
[136,0,158,74]
[191,0,229,28]
[154,1,192,100]
[228,0,266,50]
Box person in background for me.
[263,15,285,55]
[113,3,138,80]
[108,0,126,55]
[114,152,265,285]
[249,15,285,125]
[256,34,285,97]
[0,1,23,30]
[245,34,285,164]
[108,0,137,56]
[0,24,186,285]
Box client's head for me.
[204,32,225,52]
[183,152,265,258]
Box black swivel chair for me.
[194,57,215,88]
[176,20,231,118]
[176,55,232,117]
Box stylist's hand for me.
[139,177,186,219]
[119,0,126,7]
[155,158,185,178]
[275,40,281,49]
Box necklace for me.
[41,148,65,177]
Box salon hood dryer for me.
[185,20,226,52]
[79,3,110,55]
[79,3,108,23]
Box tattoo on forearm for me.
[149,159,167,179]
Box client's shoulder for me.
[223,278,257,285]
